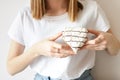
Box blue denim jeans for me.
[34,70,94,80]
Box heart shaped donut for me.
[62,27,88,53]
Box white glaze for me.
[63,27,88,53]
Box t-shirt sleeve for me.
[8,11,25,45]
[93,2,110,32]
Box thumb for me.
[86,35,102,45]
[48,32,62,41]
[86,40,96,45]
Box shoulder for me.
[83,0,99,10]
[19,6,31,15]
[77,0,99,11]
[17,6,32,19]
[15,6,35,26]
[76,0,102,26]
[77,0,100,17]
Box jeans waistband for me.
[34,69,94,80]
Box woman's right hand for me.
[30,32,75,58]
[7,32,74,75]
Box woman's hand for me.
[30,32,74,58]
[82,29,120,55]
[84,29,108,50]
[7,32,74,75]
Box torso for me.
[15,0,110,79]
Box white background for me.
[0,0,120,80]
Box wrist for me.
[27,47,40,58]
[106,34,120,55]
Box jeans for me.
[34,70,94,80]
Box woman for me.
[7,0,120,80]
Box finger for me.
[84,43,106,50]
[78,45,87,51]
[86,39,101,45]
[84,44,98,50]
[55,52,74,58]
[51,42,62,49]
[53,53,66,58]
[48,32,62,41]
[86,40,96,45]
[51,42,73,53]
[94,34,105,43]
[50,52,60,57]
[59,49,74,55]
[50,48,75,58]
[88,29,100,36]
[62,44,72,50]
[50,52,65,58]
[86,35,104,45]
[95,46,106,50]
[50,47,60,53]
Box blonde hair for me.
[31,0,83,22]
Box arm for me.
[7,32,74,75]
[105,29,120,55]
[7,40,39,75]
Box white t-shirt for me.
[8,0,110,79]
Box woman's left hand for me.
[83,29,111,50]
